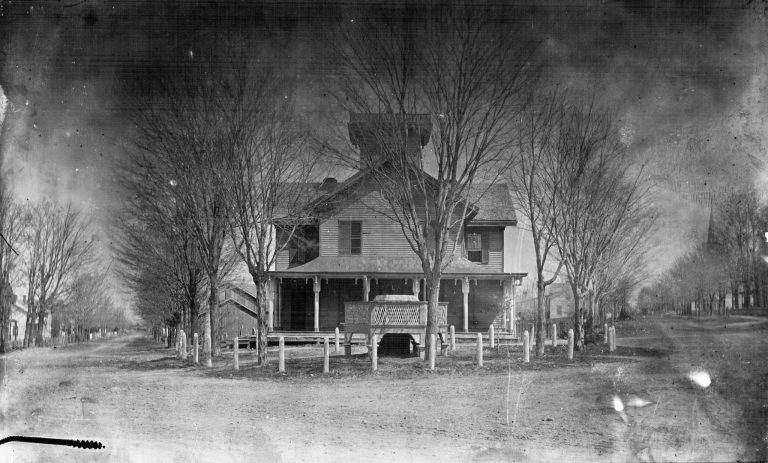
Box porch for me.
[269,273,524,336]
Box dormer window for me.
[339,221,362,255]
[465,228,489,264]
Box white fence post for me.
[180,331,187,360]
[476,332,483,367]
[568,329,574,360]
[371,334,378,372]
[449,325,455,352]
[278,337,285,373]
[323,337,330,374]
[193,333,199,364]
[523,330,530,363]
[552,323,557,347]
[233,337,239,371]
[334,327,340,353]
[489,325,495,349]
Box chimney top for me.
[320,177,338,192]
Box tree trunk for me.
[535,281,546,357]
[424,274,441,363]
[24,300,35,347]
[206,273,219,361]
[573,291,585,350]
[256,277,269,365]
[36,309,46,346]
[168,326,176,349]
[744,282,751,309]
[188,279,198,338]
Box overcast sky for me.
[1,0,766,293]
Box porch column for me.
[313,276,321,332]
[362,275,370,302]
[277,279,282,329]
[412,277,421,300]
[503,279,514,332]
[462,276,470,333]
[266,278,275,332]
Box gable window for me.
[339,221,362,255]
[465,229,489,263]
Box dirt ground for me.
[0,315,766,462]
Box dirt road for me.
[0,316,764,462]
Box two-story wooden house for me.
[263,114,527,335]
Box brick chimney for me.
[348,113,432,170]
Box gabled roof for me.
[299,166,516,225]
[302,165,376,215]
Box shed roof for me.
[270,255,523,279]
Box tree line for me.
[639,186,767,317]
[0,179,129,352]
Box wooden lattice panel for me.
[371,304,423,326]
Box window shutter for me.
[350,221,362,255]
[339,221,351,255]
[481,232,489,264]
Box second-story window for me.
[465,229,489,264]
[339,221,362,255]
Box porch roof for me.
[269,255,526,280]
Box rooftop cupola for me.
[348,113,432,170]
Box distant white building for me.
[8,292,52,347]
[8,298,27,348]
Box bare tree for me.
[713,187,767,309]
[332,5,536,359]
[58,272,114,342]
[129,52,252,365]
[116,213,199,346]
[0,179,24,352]
[21,200,94,347]
[545,101,650,349]
[114,155,208,345]
[223,80,314,365]
[509,91,566,357]
[593,203,655,323]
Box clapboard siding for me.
[275,250,290,270]
[320,190,443,257]
[448,228,503,272]
[318,192,505,263]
